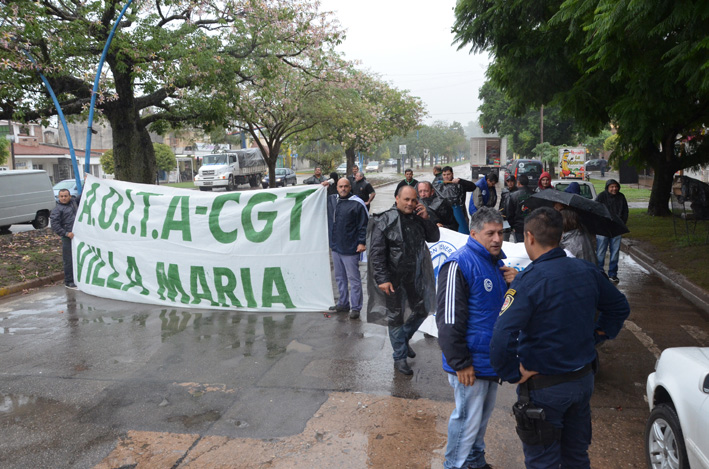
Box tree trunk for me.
[647,145,675,216]
[266,140,282,188]
[106,57,156,184]
[345,146,356,177]
[108,109,156,183]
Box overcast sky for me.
[319,0,491,128]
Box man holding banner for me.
[366,186,440,376]
[327,178,369,319]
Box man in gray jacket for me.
[50,189,78,289]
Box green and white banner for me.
[73,175,333,311]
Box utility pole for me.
[540,105,544,144]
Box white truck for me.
[558,146,587,179]
[194,148,267,191]
[470,136,507,179]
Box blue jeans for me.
[452,205,469,234]
[444,375,498,469]
[332,251,362,311]
[596,235,621,277]
[387,313,426,360]
[62,236,74,284]
[521,372,594,469]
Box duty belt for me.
[525,362,593,391]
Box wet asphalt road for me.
[1,164,708,468]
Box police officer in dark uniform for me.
[490,207,630,468]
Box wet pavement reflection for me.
[1,172,708,467]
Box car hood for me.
[661,346,709,365]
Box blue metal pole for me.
[21,51,82,192]
[84,0,135,185]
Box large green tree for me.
[0,0,337,183]
[226,44,346,188]
[314,69,426,176]
[453,0,709,215]
[478,80,583,158]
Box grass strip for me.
[625,208,709,290]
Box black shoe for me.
[407,344,416,359]
[468,464,494,469]
[610,276,619,284]
[329,304,349,313]
[349,310,360,319]
[394,359,413,375]
[65,283,78,289]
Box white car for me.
[645,347,709,469]
[365,161,381,173]
[550,179,597,200]
[336,163,347,174]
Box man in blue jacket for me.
[490,207,629,468]
[327,178,369,319]
[436,207,517,469]
[468,172,499,215]
[50,188,79,289]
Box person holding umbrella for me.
[523,188,629,244]
[555,182,596,263]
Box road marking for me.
[624,320,662,359]
[681,325,709,346]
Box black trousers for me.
[62,236,74,284]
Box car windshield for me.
[518,162,542,175]
[53,180,75,190]
[203,154,227,165]
[275,169,287,176]
[555,183,594,199]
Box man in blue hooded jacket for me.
[436,207,517,469]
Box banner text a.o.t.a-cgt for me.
[72,175,333,312]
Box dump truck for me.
[194,148,267,191]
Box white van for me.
[0,170,57,233]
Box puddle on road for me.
[167,409,221,429]
[0,327,39,334]
[0,393,39,415]
[0,393,76,423]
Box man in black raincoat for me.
[433,166,477,234]
[366,186,440,376]
[418,181,457,231]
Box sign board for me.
[558,147,586,179]
[72,175,334,312]
[399,145,407,155]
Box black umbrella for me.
[524,189,629,237]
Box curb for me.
[622,239,709,319]
[0,272,64,298]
